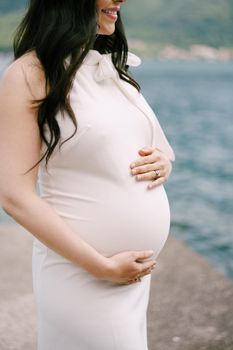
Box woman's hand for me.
[130,146,172,190]
[99,250,156,285]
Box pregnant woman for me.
[0,0,175,349]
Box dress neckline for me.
[82,49,142,68]
[82,49,111,66]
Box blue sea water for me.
[132,59,233,278]
[1,54,233,278]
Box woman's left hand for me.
[130,146,172,190]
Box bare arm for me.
[0,55,110,278]
[0,54,155,285]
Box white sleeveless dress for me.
[32,49,175,350]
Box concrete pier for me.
[0,224,233,350]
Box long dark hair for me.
[13,0,140,173]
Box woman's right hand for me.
[99,250,156,285]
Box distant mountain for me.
[0,0,232,51]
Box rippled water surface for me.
[133,59,233,278]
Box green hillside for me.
[123,0,233,48]
[0,0,232,51]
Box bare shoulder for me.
[0,50,46,101]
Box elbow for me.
[0,192,28,219]
[1,194,19,218]
[1,199,10,216]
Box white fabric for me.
[32,50,175,350]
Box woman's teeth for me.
[102,10,117,15]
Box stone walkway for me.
[0,224,233,350]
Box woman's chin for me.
[97,25,115,36]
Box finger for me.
[135,255,156,264]
[125,267,155,285]
[130,154,158,169]
[138,147,154,155]
[137,162,165,176]
[132,148,169,169]
[140,269,154,278]
[133,250,154,261]
[141,265,156,276]
[126,265,156,285]
[137,263,157,275]
[135,169,165,182]
[138,147,163,160]
[131,163,158,175]
[139,260,157,271]
[143,263,156,272]
[148,177,166,189]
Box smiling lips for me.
[102,7,120,21]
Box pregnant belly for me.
[53,184,171,260]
